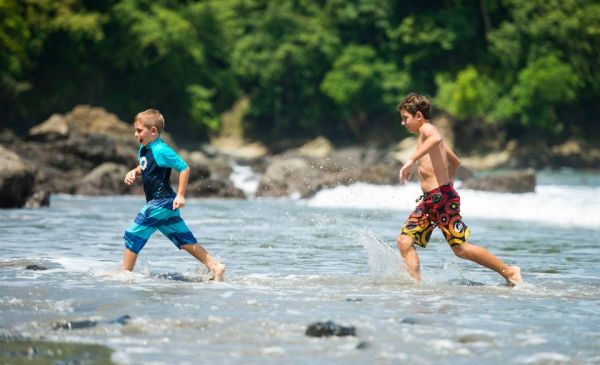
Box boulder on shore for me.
[462,169,536,193]
[75,162,138,195]
[256,149,399,198]
[0,146,36,208]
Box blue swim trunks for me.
[124,197,197,254]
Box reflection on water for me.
[1,190,599,365]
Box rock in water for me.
[305,321,356,337]
[25,264,47,271]
[53,320,98,330]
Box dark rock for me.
[27,114,70,142]
[462,169,536,193]
[0,129,19,144]
[25,190,50,208]
[108,315,131,325]
[356,341,370,350]
[0,146,36,208]
[53,320,98,330]
[25,264,47,271]
[346,298,363,302]
[256,154,398,198]
[401,317,423,325]
[75,163,134,195]
[188,179,245,199]
[305,321,356,337]
[53,315,131,331]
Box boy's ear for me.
[151,126,158,135]
[415,111,424,120]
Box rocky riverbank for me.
[2,105,597,208]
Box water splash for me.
[355,229,409,280]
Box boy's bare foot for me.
[504,266,523,286]
[210,263,225,282]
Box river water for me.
[1,170,599,364]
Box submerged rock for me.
[53,319,98,330]
[0,336,115,364]
[108,315,132,325]
[305,321,356,337]
[53,315,132,330]
[356,341,370,350]
[346,297,363,302]
[401,317,427,325]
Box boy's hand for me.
[124,169,137,185]
[173,194,186,210]
[399,159,414,184]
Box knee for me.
[397,235,414,253]
[451,244,469,259]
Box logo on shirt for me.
[140,156,148,170]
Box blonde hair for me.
[134,109,165,133]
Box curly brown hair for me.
[397,93,431,119]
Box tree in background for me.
[1,0,598,146]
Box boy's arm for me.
[399,124,442,184]
[124,166,142,186]
[173,167,190,209]
[445,145,461,182]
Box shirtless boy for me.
[396,93,522,285]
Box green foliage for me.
[0,0,598,142]
[321,44,408,113]
[496,55,582,132]
[187,84,220,132]
[435,66,501,121]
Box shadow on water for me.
[446,278,487,286]
[151,271,206,283]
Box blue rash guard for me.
[138,138,189,202]
[123,138,196,254]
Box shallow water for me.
[1,174,600,365]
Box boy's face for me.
[134,121,158,146]
[400,109,422,133]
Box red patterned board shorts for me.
[401,183,470,247]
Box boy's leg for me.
[451,242,522,285]
[123,249,138,271]
[180,244,225,282]
[397,235,421,281]
[123,207,157,272]
[156,209,225,282]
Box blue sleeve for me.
[153,143,189,172]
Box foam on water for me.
[307,182,600,228]
[230,163,260,198]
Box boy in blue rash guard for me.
[122,109,225,281]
